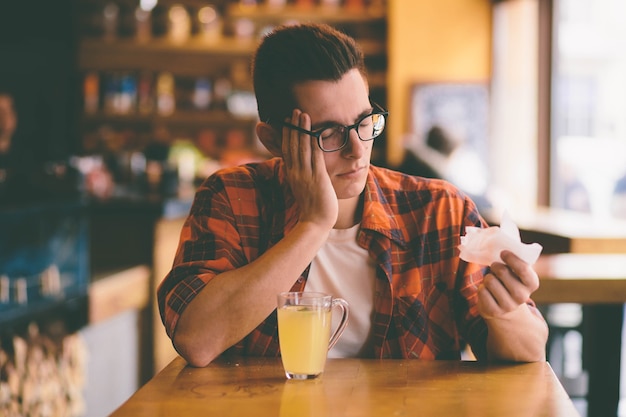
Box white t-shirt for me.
[305,224,376,358]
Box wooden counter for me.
[111,356,579,417]
[89,265,151,324]
[533,253,626,304]
[532,252,626,417]
[486,207,626,254]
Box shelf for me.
[79,37,256,75]
[76,1,388,158]
[81,110,258,129]
[79,35,385,75]
[226,4,386,25]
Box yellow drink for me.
[277,305,331,378]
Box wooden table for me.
[533,253,626,304]
[533,253,626,417]
[485,207,626,254]
[111,356,579,417]
[485,208,626,417]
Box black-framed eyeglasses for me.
[271,102,388,152]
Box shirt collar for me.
[359,167,407,247]
[276,159,407,247]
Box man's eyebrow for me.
[310,106,374,131]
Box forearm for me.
[173,221,330,367]
[485,304,548,362]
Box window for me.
[491,0,626,220]
[550,0,626,218]
[490,0,539,215]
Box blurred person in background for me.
[0,92,17,182]
[397,124,492,214]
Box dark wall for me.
[0,0,79,165]
[0,1,81,202]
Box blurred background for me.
[0,0,625,416]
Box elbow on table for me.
[173,331,223,368]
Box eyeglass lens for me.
[319,113,386,151]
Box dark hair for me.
[252,23,367,125]
[426,125,459,156]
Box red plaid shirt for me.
[158,157,498,360]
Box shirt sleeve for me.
[157,175,248,339]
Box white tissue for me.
[458,211,543,266]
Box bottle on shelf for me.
[197,5,223,41]
[102,2,120,40]
[135,0,157,42]
[83,72,100,114]
[156,72,176,116]
[118,74,138,114]
[134,8,152,42]
[192,78,213,110]
[167,4,191,43]
[137,72,155,115]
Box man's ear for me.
[256,122,282,157]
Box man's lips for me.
[338,166,366,177]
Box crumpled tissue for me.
[458,211,543,266]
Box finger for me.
[491,264,534,305]
[307,120,325,173]
[282,110,301,169]
[296,112,313,170]
[496,251,540,292]
[481,273,519,312]
[489,262,534,305]
[477,283,502,318]
[288,109,303,168]
[282,123,292,169]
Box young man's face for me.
[293,69,374,201]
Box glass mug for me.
[277,291,349,380]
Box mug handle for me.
[328,298,350,351]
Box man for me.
[158,23,548,367]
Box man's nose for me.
[342,127,366,157]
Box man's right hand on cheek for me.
[282,109,338,229]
